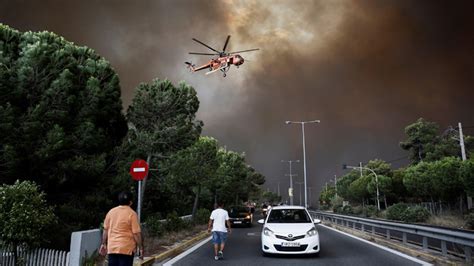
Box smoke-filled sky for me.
[1,0,473,206]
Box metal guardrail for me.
[309,210,474,263]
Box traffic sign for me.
[130,159,149,181]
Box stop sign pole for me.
[130,159,149,222]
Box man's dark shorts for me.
[212,231,228,245]
[108,253,134,266]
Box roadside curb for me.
[136,231,210,266]
[323,222,463,266]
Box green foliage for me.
[0,180,56,250]
[194,208,211,225]
[341,205,353,215]
[351,205,378,217]
[0,24,127,247]
[166,137,219,216]
[126,79,202,158]
[164,211,191,232]
[123,79,204,217]
[348,175,371,203]
[386,203,430,223]
[465,212,474,230]
[215,149,263,205]
[430,157,462,202]
[365,205,378,217]
[403,157,463,203]
[319,185,335,205]
[460,158,474,197]
[386,203,410,221]
[403,206,431,223]
[144,213,164,237]
[333,205,343,213]
[260,191,280,204]
[400,118,440,164]
[337,171,359,200]
[403,161,437,201]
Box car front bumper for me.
[261,233,320,254]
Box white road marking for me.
[163,236,211,266]
[320,224,432,266]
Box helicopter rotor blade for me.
[222,35,231,52]
[228,48,260,55]
[189,52,219,56]
[192,38,220,53]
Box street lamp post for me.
[281,160,300,205]
[329,175,338,198]
[286,120,320,208]
[343,164,380,211]
[295,182,304,206]
[308,187,313,208]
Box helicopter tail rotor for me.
[185,62,195,71]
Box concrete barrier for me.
[69,229,101,266]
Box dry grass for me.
[426,213,467,229]
[93,224,208,265]
[143,224,208,256]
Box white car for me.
[258,206,321,256]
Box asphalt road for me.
[160,218,429,266]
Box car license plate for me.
[234,221,242,224]
[281,242,300,247]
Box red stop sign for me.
[130,159,149,181]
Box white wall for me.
[69,229,101,266]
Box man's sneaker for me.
[214,256,219,261]
[218,251,224,259]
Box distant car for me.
[228,206,253,227]
[258,205,320,256]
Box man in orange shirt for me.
[100,191,144,266]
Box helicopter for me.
[185,35,259,77]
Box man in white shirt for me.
[208,202,232,260]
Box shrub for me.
[404,206,430,223]
[330,196,344,209]
[352,206,363,215]
[365,205,378,218]
[341,205,353,215]
[164,211,191,232]
[465,212,474,230]
[386,203,430,223]
[194,208,211,225]
[333,205,343,213]
[386,203,409,221]
[144,213,164,237]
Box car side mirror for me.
[313,219,321,224]
[258,219,265,224]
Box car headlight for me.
[263,227,274,236]
[306,227,318,237]
[245,215,251,219]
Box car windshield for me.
[229,206,248,214]
[267,209,311,223]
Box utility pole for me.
[308,187,313,208]
[332,174,338,198]
[282,160,300,205]
[277,182,280,197]
[285,120,320,208]
[296,182,304,206]
[459,122,472,209]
